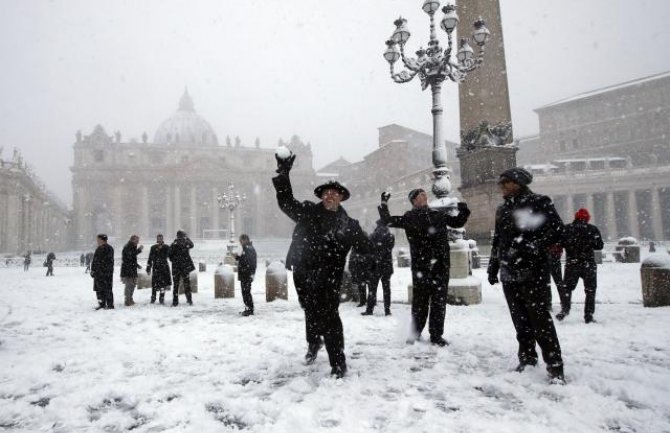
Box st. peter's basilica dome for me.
[153,88,218,146]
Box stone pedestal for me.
[214,265,235,298]
[641,256,670,307]
[198,261,207,272]
[137,269,152,290]
[178,270,198,294]
[266,261,288,302]
[397,250,410,268]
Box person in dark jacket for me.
[85,251,93,273]
[557,208,604,323]
[120,235,144,306]
[168,230,195,306]
[487,167,565,383]
[23,252,31,272]
[348,248,372,307]
[45,252,56,276]
[146,234,172,304]
[234,234,257,316]
[91,234,115,310]
[378,189,470,346]
[362,220,395,316]
[273,151,372,378]
[80,253,85,267]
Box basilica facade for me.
[71,90,316,249]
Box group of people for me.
[89,231,257,311]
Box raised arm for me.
[438,202,471,228]
[377,192,406,229]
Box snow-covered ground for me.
[1,258,669,432]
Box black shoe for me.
[187,301,193,306]
[361,310,373,316]
[240,309,254,316]
[172,301,178,307]
[514,359,538,372]
[430,336,449,347]
[385,309,391,316]
[330,363,347,379]
[584,314,594,324]
[150,298,156,304]
[305,343,320,365]
[159,294,165,304]
[94,305,105,311]
[556,311,569,321]
[547,365,566,385]
[356,302,366,308]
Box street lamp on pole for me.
[216,184,246,259]
[384,2,490,206]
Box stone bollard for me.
[624,245,641,263]
[468,239,481,269]
[447,239,482,305]
[178,270,198,294]
[640,255,670,307]
[137,269,152,290]
[214,264,235,298]
[397,249,410,268]
[266,261,288,302]
[198,261,207,272]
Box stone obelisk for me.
[456,0,518,242]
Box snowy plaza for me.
[0,247,669,432]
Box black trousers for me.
[546,259,563,306]
[411,270,448,339]
[366,272,391,312]
[357,282,368,304]
[151,286,166,302]
[241,277,254,311]
[94,280,114,308]
[304,269,346,368]
[24,263,29,271]
[172,271,192,303]
[562,262,598,317]
[294,267,320,347]
[502,280,563,368]
[46,264,54,276]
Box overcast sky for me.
[1,0,670,205]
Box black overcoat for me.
[120,242,142,279]
[91,243,114,292]
[236,243,257,281]
[561,220,604,266]
[370,225,395,277]
[488,189,564,284]
[168,238,195,274]
[146,243,172,288]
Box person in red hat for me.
[272,151,372,378]
[557,208,604,323]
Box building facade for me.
[518,71,670,241]
[0,152,71,254]
[70,90,316,248]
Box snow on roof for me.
[536,71,670,111]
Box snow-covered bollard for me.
[615,237,640,263]
[467,239,481,269]
[640,255,670,307]
[214,264,235,299]
[447,239,482,305]
[136,269,152,290]
[198,260,206,272]
[178,270,198,294]
[397,249,410,268]
[266,261,288,302]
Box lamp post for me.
[384,1,490,207]
[216,184,246,261]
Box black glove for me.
[136,264,142,269]
[90,272,95,279]
[275,153,296,175]
[381,192,391,203]
[488,273,500,285]
[145,266,150,274]
[457,202,469,211]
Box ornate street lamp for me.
[216,184,246,260]
[384,2,490,206]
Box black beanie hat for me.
[407,188,425,203]
[499,167,533,186]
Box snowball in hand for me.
[275,146,292,160]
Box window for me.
[94,150,104,162]
[572,138,579,149]
[559,140,566,152]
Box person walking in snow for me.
[556,208,604,323]
[23,251,31,271]
[168,230,195,306]
[146,234,172,304]
[362,219,395,316]
[91,234,115,310]
[378,188,470,346]
[85,251,93,273]
[272,151,372,378]
[348,247,372,307]
[487,167,565,383]
[234,234,257,316]
[120,234,144,306]
[45,252,56,276]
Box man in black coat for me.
[557,208,604,323]
[23,252,31,272]
[234,234,257,316]
[45,252,56,276]
[91,234,115,310]
[362,220,395,316]
[85,251,93,273]
[168,231,195,306]
[120,235,144,306]
[348,248,372,307]
[378,189,470,346]
[273,152,372,378]
[487,167,565,383]
[146,234,172,304]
